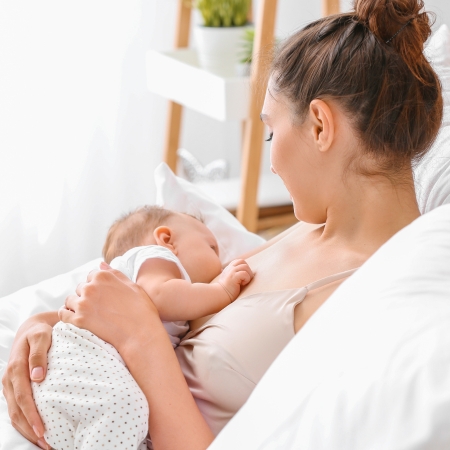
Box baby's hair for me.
[102,205,176,264]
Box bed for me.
[1,24,450,450]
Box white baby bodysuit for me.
[111,246,190,348]
[32,246,191,450]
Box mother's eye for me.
[265,132,273,142]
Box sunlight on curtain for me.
[0,1,172,296]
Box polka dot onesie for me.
[32,246,191,450]
[33,323,149,450]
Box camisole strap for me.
[305,267,359,293]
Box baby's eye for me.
[265,132,273,142]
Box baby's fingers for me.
[234,269,253,286]
[232,263,254,279]
[228,259,249,267]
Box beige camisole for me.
[175,268,358,435]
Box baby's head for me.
[103,205,222,283]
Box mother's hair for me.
[271,0,443,176]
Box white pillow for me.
[154,162,265,264]
[210,204,450,449]
[415,24,450,213]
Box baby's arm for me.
[136,258,253,321]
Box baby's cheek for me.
[205,259,222,283]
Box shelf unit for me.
[146,49,250,121]
[148,0,340,232]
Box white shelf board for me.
[195,173,293,210]
[146,49,250,122]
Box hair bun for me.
[354,0,433,81]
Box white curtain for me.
[0,1,178,296]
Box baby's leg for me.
[32,322,148,450]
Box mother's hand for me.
[2,314,55,450]
[60,263,160,354]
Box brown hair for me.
[102,205,175,264]
[271,0,442,175]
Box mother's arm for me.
[60,265,214,450]
[2,311,58,448]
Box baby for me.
[32,205,253,450]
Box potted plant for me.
[189,0,253,76]
[236,27,254,76]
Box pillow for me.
[154,162,265,264]
[210,204,450,449]
[414,24,450,213]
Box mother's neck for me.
[319,169,420,256]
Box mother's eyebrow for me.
[260,113,269,122]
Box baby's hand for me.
[217,259,254,302]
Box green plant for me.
[238,29,277,64]
[193,0,251,27]
[238,28,254,63]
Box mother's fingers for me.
[86,267,99,282]
[28,325,52,383]
[75,281,87,297]
[2,360,46,446]
[4,386,40,445]
[64,293,81,312]
[58,305,77,325]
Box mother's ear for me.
[153,226,176,254]
[309,99,335,153]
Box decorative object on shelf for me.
[177,148,228,183]
[188,0,252,76]
[236,27,254,76]
[236,29,279,76]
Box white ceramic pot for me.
[194,24,252,77]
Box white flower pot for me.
[194,24,252,77]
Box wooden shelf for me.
[146,49,250,122]
[154,0,339,232]
[195,176,295,231]
[194,173,292,210]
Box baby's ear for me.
[153,226,176,253]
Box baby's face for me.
[171,214,222,283]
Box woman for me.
[2,0,442,448]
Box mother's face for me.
[261,82,330,224]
